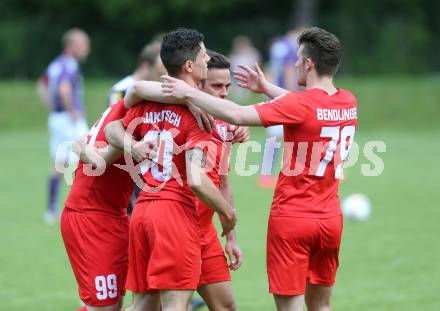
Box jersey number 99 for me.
[95,274,117,300]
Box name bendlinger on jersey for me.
[255,88,358,218]
[65,99,134,216]
[122,101,212,208]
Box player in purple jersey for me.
[37,28,90,224]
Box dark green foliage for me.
[0,0,438,77]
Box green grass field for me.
[1,77,439,310]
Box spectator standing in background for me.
[229,35,261,101]
[37,28,90,224]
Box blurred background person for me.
[229,35,261,101]
[107,38,163,107]
[37,28,90,224]
[106,39,167,219]
[257,25,304,188]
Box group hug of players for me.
[61,27,358,311]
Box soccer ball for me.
[341,193,371,222]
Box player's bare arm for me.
[161,75,262,126]
[36,76,51,109]
[125,81,213,132]
[104,119,157,163]
[234,63,288,99]
[219,174,242,271]
[123,81,161,108]
[59,79,80,120]
[225,231,242,271]
[72,139,123,169]
[125,81,181,108]
[185,147,236,236]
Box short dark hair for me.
[298,27,341,76]
[138,41,161,66]
[207,50,231,70]
[160,28,204,77]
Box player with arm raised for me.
[258,26,304,188]
[159,27,357,311]
[74,35,208,306]
[104,29,236,311]
[123,50,248,310]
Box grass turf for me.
[0,77,439,310]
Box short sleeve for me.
[254,92,307,127]
[59,58,78,83]
[122,105,145,139]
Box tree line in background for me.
[0,0,439,78]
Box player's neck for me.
[306,74,337,95]
[177,74,199,88]
[132,68,156,81]
[63,48,77,61]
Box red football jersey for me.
[197,119,232,235]
[255,88,358,218]
[66,99,134,216]
[205,120,231,187]
[122,101,212,208]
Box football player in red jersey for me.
[61,97,158,311]
[124,50,249,311]
[67,38,218,311]
[158,27,357,311]
[60,38,169,311]
[188,51,245,311]
[105,29,236,311]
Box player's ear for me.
[183,60,194,73]
[305,58,314,72]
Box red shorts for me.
[267,215,343,295]
[126,200,201,292]
[198,225,231,287]
[60,208,129,306]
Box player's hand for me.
[188,103,214,133]
[225,234,243,271]
[220,208,237,237]
[72,138,86,157]
[70,110,82,122]
[228,124,250,144]
[161,75,194,101]
[72,138,106,169]
[233,63,267,94]
[129,137,158,163]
